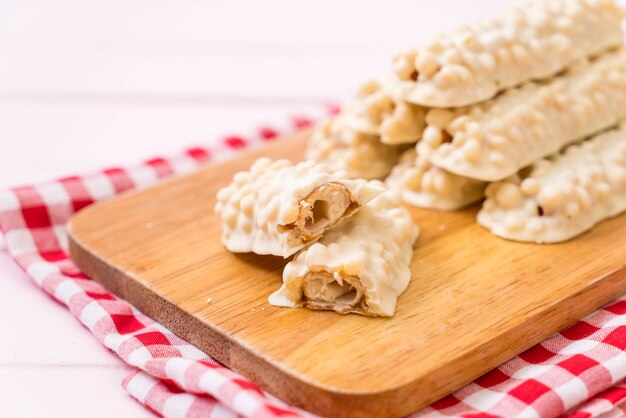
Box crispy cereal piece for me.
[342,79,427,145]
[392,0,624,107]
[214,158,385,257]
[386,148,486,211]
[478,123,626,243]
[418,49,626,182]
[305,117,404,179]
[269,189,419,317]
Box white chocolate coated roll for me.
[343,78,427,145]
[392,0,624,107]
[214,158,385,257]
[386,148,486,211]
[269,189,419,317]
[478,123,626,243]
[419,49,626,182]
[306,117,404,180]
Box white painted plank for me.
[0,0,524,98]
[0,50,382,99]
[0,0,509,47]
[0,102,326,188]
[0,366,153,418]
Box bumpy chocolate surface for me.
[269,189,419,317]
[478,123,626,243]
[214,158,385,257]
[419,49,626,181]
[392,0,624,107]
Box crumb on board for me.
[206,297,212,304]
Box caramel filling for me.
[293,182,356,242]
[302,271,367,314]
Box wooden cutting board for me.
[68,132,626,418]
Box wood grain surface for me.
[68,132,626,418]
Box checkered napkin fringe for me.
[1,111,626,418]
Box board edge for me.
[67,217,421,418]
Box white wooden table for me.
[0,0,610,416]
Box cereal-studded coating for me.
[214,158,385,257]
[386,147,486,211]
[419,49,626,182]
[305,116,404,180]
[392,0,624,107]
[342,78,427,145]
[477,123,626,243]
[269,188,419,317]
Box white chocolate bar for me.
[392,0,624,107]
[342,79,426,145]
[418,49,626,182]
[477,123,626,243]
[214,158,385,257]
[386,148,486,211]
[269,189,419,317]
[305,117,404,179]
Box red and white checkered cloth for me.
[2,110,626,418]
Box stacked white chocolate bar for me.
[215,158,419,317]
[215,0,626,318]
[307,0,626,243]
